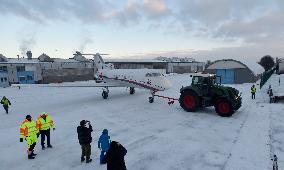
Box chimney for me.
[26,51,32,60]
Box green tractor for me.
[179,73,242,117]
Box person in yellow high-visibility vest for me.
[251,84,256,99]
[36,112,55,150]
[20,115,39,159]
[1,96,11,114]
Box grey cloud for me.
[216,10,284,43]
[109,0,171,26]
[176,0,271,26]
[0,0,171,25]
[142,0,172,19]
[171,0,284,47]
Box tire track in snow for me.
[220,97,251,170]
[223,96,271,169]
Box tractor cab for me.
[191,74,220,96]
[191,73,221,86]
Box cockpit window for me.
[146,73,161,77]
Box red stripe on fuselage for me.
[102,76,161,91]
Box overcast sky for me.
[0,0,284,61]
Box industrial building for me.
[1,52,205,87]
[0,51,94,86]
[0,66,9,87]
[277,58,284,74]
[204,59,264,84]
[105,57,205,74]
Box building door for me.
[216,69,235,84]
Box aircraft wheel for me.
[102,91,108,99]
[149,97,154,103]
[130,87,135,95]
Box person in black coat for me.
[77,120,93,163]
[102,141,127,170]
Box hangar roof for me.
[207,59,264,76]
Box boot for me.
[31,151,37,156]
[47,145,53,148]
[42,146,45,150]
[28,155,35,159]
[86,159,92,163]
[81,156,85,162]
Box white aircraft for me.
[45,52,172,103]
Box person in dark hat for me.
[77,120,93,163]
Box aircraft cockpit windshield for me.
[146,73,162,77]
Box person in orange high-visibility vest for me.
[36,112,55,150]
[20,115,40,159]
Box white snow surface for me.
[0,74,284,170]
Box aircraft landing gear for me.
[149,97,154,103]
[102,87,109,99]
[148,91,155,103]
[130,87,135,95]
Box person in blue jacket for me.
[98,129,111,164]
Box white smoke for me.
[79,37,93,53]
[18,37,36,57]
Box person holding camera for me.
[77,120,93,163]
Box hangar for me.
[204,59,264,84]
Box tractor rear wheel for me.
[215,99,233,117]
[179,90,200,112]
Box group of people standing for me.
[19,113,55,159]
[1,95,127,169]
[77,120,127,170]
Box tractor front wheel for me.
[179,90,200,112]
[215,99,233,117]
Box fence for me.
[260,68,275,89]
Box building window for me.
[0,66,7,72]
[27,75,33,80]
[0,78,3,82]
[19,77,26,81]
[4,78,7,82]
[16,66,25,72]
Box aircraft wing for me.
[11,83,122,88]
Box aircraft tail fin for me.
[94,53,105,70]
[93,53,113,71]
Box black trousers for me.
[251,93,255,99]
[3,105,8,114]
[29,143,36,152]
[40,129,51,147]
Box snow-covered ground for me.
[0,74,283,170]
